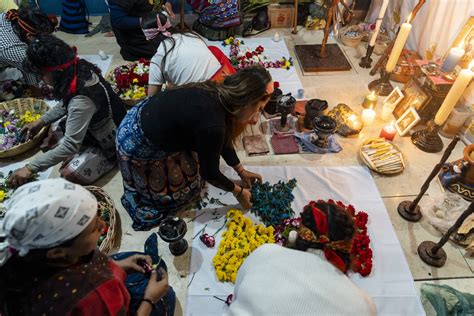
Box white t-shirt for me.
[226,244,377,316]
[149,34,221,86]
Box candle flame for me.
[406,12,413,23]
[458,40,465,49]
[370,90,376,97]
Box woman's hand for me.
[236,188,252,209]
[8,166,33,188]
[163,2,175,18]
[114,254,152,274]
[21,119,45,140]
[238,169,263,189]
[144,268,170,302]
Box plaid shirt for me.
[0,13,37,85]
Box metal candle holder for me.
[368,69,394,96]
[158,217,188,256]
[411,120,444,153]
[418,202,474,267]
[276,94,296,132]
[397,136,460,222]
[360,45,375,68]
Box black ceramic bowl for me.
[158,217,187,243]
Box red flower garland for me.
[323,199,373,277]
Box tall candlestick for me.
[386,18,413,73]
[434,61,474,126]
[440,45,465,73]
[369,0,390,47]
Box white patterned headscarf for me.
[0,178,97,266]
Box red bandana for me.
[41,47,80,95]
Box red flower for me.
[274,81,280,89]
[356,211,368,226]
[245,52,252,59]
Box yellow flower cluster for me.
[123,85,146,100]
[0,190,6,202]
[281,58,292,70]
[20,111,41,125]
[212,209,275,283]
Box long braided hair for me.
[23,34,101,102]
[5,8,57,42]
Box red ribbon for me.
[41,47,79,95]
[311,206,348,273]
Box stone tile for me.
[383,197,473,280]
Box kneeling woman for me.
[9,35,127,186]
[117,66,271,230]
[141,11,235,96]
[0,179,175,315]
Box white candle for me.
[381,101,396,121]
[440,45,465,73]
[434,61,474,126]
[369,0,390,47]
[386,18,412,73]
[273,32,280,42]
[362,107,376,125]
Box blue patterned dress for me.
[116,99,202,230]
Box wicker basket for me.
[340,25,364,48]
[359,139,406,175]
[86,186,121,255]
[106,65,147,108]
[0,98,50,159]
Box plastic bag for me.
[420,191,474,251]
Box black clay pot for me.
[264,88,283,115]
[276,93,296,132]
[304,99,328,129]
[313,115,337,148]
[158,217,188,256]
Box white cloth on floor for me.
[225,244,377,316]
[186,166,425,316]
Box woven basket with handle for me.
[86,186,121,255]
[0,98,50,158]
[106,64,147,108]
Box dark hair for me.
[141,11,200,82]
[8,8,57,42]
[176,66,272,144]
[0,237,77,315]
[24,34,101,101]
[295,201,355,270]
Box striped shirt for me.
[0,13,37,85]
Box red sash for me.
[208,46,236,83]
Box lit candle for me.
[434,61,474,126]
[440,44,465,73]
[380,123,396,141]
[362,91,377,109]
[385,15,413,73]
[381,101,396,121]
[362,107,376,125]
[348,113,362,130]
[369,0,390,47]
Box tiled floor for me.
[6,15,473,315]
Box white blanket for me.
[186,166,425,316]
[207,38,304,100]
